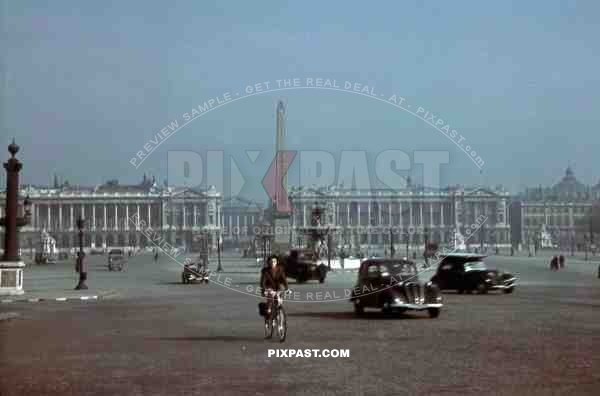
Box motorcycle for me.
[182,263,210,284]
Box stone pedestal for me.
[272,216,291,255]
[0,261,25,295]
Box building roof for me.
[519,166,597,202]
[551,166,588,194]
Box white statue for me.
[454,229,467,251]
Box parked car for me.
[430,253,517,294]
[281,249,328,284]
[349,258,443,318]
[107,249,126,271]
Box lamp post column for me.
[74,216,88,290]
[0,141,32,296]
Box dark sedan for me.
[281,249,328,284]
[349,258,443,318]
[430,253,517,294]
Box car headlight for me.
[394,297,404,304]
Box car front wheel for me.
[428,308,440,318]
[503,287,514,294]
[475,282,488,294]
[353,300,364,316]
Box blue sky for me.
[2,0,599,202]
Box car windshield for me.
[464,261,487,271]
[381,262,419,281]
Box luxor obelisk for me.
[270,100,292,254]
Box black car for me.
[281,249,328,284]
[430,253,517,294]
[350,258,443,318]
[107,249,126,271]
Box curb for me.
[0,292,122,304]
[1,295,99,303]
[0,312,21,321]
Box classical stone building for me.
[0,175,224,254]
[221,197,265,249]
[288,183,511,254]
[510,167,599,251]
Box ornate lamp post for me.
[326,228,332,271]
[74,216,88,290]
[216,231,223,272]
[0,141,32,295]
[389,228,395,258]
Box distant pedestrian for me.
[558,255,565,269]
[550,256,558,271]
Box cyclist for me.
[260,255,289,293]
[260,255,289,310]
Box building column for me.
[441,203,444,227]
[125,204,129,230]
[92,204,96,230]
[430,202,434,228]
[367,200,372,246]
[303,204,307,227]
[357,202,361,227]
[409,202,413,226]
[193,205,197,228]
[182,205,186,229]
[28,203,34,230]
[103,205,107,231]
[58,204,63,231]
[136,204,140,230]
[114,204,118,231]
[32,204,37,230]
[147,204,152,228]
[70,205,74,230]
[47,204,52,231]
[398,201,402,227]
[346,202,350,226]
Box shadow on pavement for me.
[154,335,263,343]
[288,311,431,320]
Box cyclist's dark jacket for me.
[260,267,288,294]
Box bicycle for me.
[263,289,291,342]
